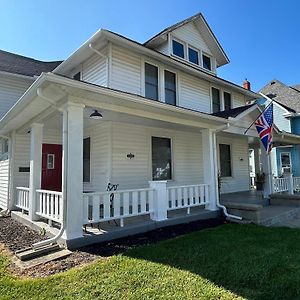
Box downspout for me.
[89,43,109,87]
[212,123,242,220]
[32,88,66,248]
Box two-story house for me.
[0,13,297,247]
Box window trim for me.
[150,135,174,181]
[218,143,233,178]
[280,151,292,174]
[83,136,91,183]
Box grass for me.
[1,224,300,299]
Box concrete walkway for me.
[272,215,300,228]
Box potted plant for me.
[255,172,265,191]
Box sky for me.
[1,0,300,91]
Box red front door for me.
[41,144,62,192]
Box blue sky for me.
[1,0,300,91]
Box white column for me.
[202,129,218,211]
[254,148,261,174]
[8,130,16,210]
[287,173,294,195]
[270,147,278,177]
[62,102,85,240]
[149,181,168,221]
[260,144,273,198]
[29,123,43,221]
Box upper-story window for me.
[172,40,185,58]
[164,70,176,106]
[188,47,199,65]
[145,63,159,100]
[202,54,211,71]
[212,87,221,113]
[224,92,232,110]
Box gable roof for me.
[211,104,256,119]
[259,79,300,113]
[144,13,229,67]
[0,49,62,78]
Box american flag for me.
[255,104,273,153]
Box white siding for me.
[43,129,62,144]
[273,103,291,132]
[0,74,33,119]
[232,92,246,108]
[110,122,203,190]
[82,53,107,86]
[179,72,211,113]
[0,159,9,209]
[110,45,141,94]
[156,42,169,55]
[217,134,250,194]
[171,22,212,55]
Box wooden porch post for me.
[28,123,43,221]
[202,129,218,211]
[62,102,85,240]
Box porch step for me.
[15,243,61,261]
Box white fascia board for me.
[0,70,35,81]
[259,92,292,115]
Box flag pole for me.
[244,100,274,135]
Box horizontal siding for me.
[0,159,9,209]
[217,135,250,194]
[273,103,290,132]
[232,92,246,108]
[179,72,211,113]
[0,75,33,119]
[110,122,203,190]
[110,45,141,94]
[156,42,169,55]
[82,53,107,86]
[172,22,212,55]
[43,129,62,144]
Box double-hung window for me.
[164,70,176,105]
[145,63,159,100]
[219,144,232,177]
[212,87,221,113]
[83,137,91,182]
[224,92,232,110]
[280,152,292,174]
[152,137,172,180]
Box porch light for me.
[89,110,103,120]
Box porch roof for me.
[0,72,235,134]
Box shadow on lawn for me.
[123,223,300,300]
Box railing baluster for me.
[114,193,121,217]
[123,192,129,216]
[140,191,146,213]
[132,191,138,214]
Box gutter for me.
[212,123,242,220]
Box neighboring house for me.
[259,79,300,177]
[0,13,298,246]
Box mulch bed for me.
[0,215,225,278]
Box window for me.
[219,144,232,177]
[164,70,176,105]
[188,47,199,65]
[280,152,291,174]
[73,72,81,81]
[212,87,221,113]
[83,137,91,182]
[47,154,55,169]
[202,54,211,71]
[152,137,172,180]
[172,40,185,58]
[224,92,232,110]
[145,63,159,100]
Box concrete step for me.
[15,244,60,261]
[259,207,300,226]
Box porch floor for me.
[220,190,268,206]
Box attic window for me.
[172,40,184,58]
[202,54,211,71]
[188,47,199,65]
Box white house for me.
[0,13,298,247]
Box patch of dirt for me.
[0,215,225,278]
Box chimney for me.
[243,79,251,90]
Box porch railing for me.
[16,187,30,212]
[36,189,63,224]
[273,177,289,193]
[293,177,300,191]
[167,184,209,214]
[82,188,154,227]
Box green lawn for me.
[1,224,300,299]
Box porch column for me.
[270,148,278,177]
[62,102,85,240]
[254,148,261,174]
[202,129,218,211]
[28,123,43,221]
[260,144,273,198]
[8,130,16,210]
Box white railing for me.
[167,184,209,213]
[273,177,289,193]
[83,188,154,227]
[293,177,300,192]
[16,187,30,212]
[36,189,63,224]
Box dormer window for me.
[202,54,211,71]
[172,40,184,58]
[188,47,199,65]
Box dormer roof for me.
[144,13,229,67]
